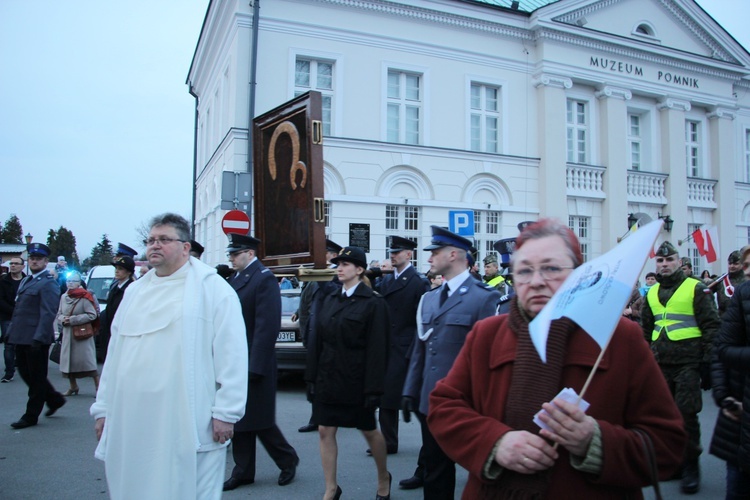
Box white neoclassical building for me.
[187,0,750,275]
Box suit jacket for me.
[231,259,281,431]
[377,266,429,409]
[305,283,389,405]
[403,276,500,415]
[7,270,60,345]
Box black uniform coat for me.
[305,283,390,406]
[377,266,429,409]
[231,259,281,432]
[0,271,24,322]
[7,271,60,345]
[96,278,134,362]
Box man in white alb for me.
[90,213,248,499]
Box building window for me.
[688,223,701,272]
[387,70,421,144]
[745,129,750,183]
[685,120,701,177]
[566,100,588,163]
[470,83,500,153]
[323,201,331,237]
[295,58,333,136]
[568,216,590,262]
[628,114,642,170]
[473,210,501,263]
[385,205,421,267]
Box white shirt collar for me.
[342,281,361,297]
[394,262,412,280]
[444,269,471,297]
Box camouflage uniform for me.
[641,268,721,462]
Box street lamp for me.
[658,213,674,233]
[23,233,32,275]
[24,233,32,244]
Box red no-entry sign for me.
[221,210,251,235]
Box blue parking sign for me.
[449,210,474,237]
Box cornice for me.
[552,0,736,64]
[595,85,632,100]
[531,72,572,89]
[656,97,691,111]
[310,0,532,40]
[707,107,737,120]
[536,27,746,81]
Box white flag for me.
[529,219,663,362]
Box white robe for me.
[91,258,248,500]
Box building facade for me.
[187,0,750,275]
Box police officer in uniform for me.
[7,243,65,428]
[189,240,205,260]
[641,241,720,494]
[373,236,429,481]
[402,226,500,499]
[223,233,299,491]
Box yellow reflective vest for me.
[647,278,702,341]
[486,275,506,289]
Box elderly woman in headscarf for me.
[56,271,100,395]
[428,218,686,499]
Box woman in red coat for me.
[428,219,686,499]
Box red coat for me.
[428,314,686,499]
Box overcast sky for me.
[0,0,748,262]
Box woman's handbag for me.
[633,428,663,500]
[49,341,62,364]
[73,322,95,341]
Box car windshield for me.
[87,278,113,303]
[281,293,300,316]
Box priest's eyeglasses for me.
[143,237,187,246]
[513,265,574,284]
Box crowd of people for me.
[3,214,750,499]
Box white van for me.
[84,265,116,312]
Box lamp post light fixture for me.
[658,213,674,233]
[627,213,638,230]
[24,233,32,244]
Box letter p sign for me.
[449,210,475,237]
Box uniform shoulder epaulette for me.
[260,268,270,274]
[372,289,383,298]
[498,293,512,304]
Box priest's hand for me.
[95,418,105,441]
[537,397,596,457]
[212,419,234,444]
[494,430,557,474]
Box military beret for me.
[728,250,741,264]
[483,254,498,265]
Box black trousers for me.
[15,344,64,423]
[230,424,298,481]
[417,411,455,500]
[378,408,399,453]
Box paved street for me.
[0,362,730,499]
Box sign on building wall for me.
[253,91,326,272]
[449,210,474,237]
[349,223,370,253]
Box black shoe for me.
[376,472,392,500]
[10,419,37,429]
[0,375,13,383]
[332,485,342,500]
[399,473,424,489]
[45,398,65,417]
[279,456,299,486]
[681,461,700,494]
[222,477,253,491]
[298,423,318,432]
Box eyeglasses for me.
[513,265,574,284]
[143,237,186,246]
[9,262,22,266]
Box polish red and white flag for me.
[692,226,719,264]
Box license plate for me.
[277,331,296,342]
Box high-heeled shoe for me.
[331,485,342,500]
[63,387,79,396]
[375,472,391,500]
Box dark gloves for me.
[249,372,263,383]
[364,395,381,409]
[700,362,711,391]
[366,267,383,279]
[306,383,315,403]
[401,396,416,423]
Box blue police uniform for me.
[7,243,65,427]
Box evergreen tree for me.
[47,226,79,268]
[1,214,23,244]
[82,234,114,270]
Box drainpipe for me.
[247,0,260,227]
[189,85,199,239]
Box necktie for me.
[440,284,449,306]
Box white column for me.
[708,107,737,261]
[596,86,631,248]
[657,97,691,244]
[533,73,572,219]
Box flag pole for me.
[677,233,694,246]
